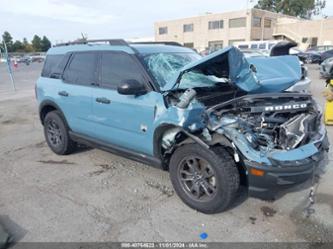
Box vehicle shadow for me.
[71,143,92,155]
[228,186,249,210]
[0,215,27,247]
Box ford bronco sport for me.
[36,39,329,213]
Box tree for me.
[13,40,24,52]
[22,38,33,52]
[41,36,51,52]
[2,31,13,52]
[255,0,326,19]
[31,35,42,52]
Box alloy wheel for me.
[46,119,63,147]
[178,156,217,201]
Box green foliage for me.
[2,31,13,52]
[255,0,326,19]
[22,38,33,52]
[41,36,51,52]
[13,40,24,52]
[32,35,42,52]
[1,31,52,53]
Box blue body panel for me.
[36,78,95,135]
[36,44,326,168]
[36,77,206,156]
[90,88,162,155]
[247,55,302,93]
[167,46,302,93]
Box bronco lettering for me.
[264,103,307,112]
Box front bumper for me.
[243,129,329,199]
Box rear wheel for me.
[169,144,239,214]
[44,111,76,155]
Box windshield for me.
[142,52,201,88]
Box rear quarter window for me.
[41,54,65,78]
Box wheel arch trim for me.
[39,100,69,128]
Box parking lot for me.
[0,62,332,242]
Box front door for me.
[91,51,159,155]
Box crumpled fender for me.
[247,55,302,93]
[153,99,206,132]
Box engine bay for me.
[167,87,321,152]
[208,92,321,151]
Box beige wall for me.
[154,9,293,52]
[273,17,333,46]
[250,9,289,40]
[155,8,333,51]
[155,10,254,51]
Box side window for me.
[259,43,266,49]
[41,55,64,78]
[100,52,146,89]
[63,52,97,85]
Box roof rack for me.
[54,39,128,47]
[129,41,183,47]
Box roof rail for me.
[54,39,128,47]
[129,41,183,47]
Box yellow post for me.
[324,79,333,125]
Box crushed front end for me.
[205,92,329,198]
[158,46,329,199]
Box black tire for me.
[43,111,76,155]
[169,144,239,214]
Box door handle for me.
[58,91,69,97]
[96,97,111,104]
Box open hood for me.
[169,46,302,93]
[270,41,297,56]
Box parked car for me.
[320,57,333,79]
[319,49,333,64]
[307,45,333,53]
[240,49,269,58]
[17,56,32,65]
[297,51,322,64]
[32,56,45,63]
[36,40,329,213]
[234,40,281,51]
[299,46,333,64]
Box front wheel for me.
[169,144,239,214]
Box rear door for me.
[59,52,98,135]
[91,51,158,155]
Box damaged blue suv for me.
[36,40,329,213]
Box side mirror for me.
[117,79,147,95]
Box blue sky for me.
[0,0,332,43]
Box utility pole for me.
[3,41,16,91]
